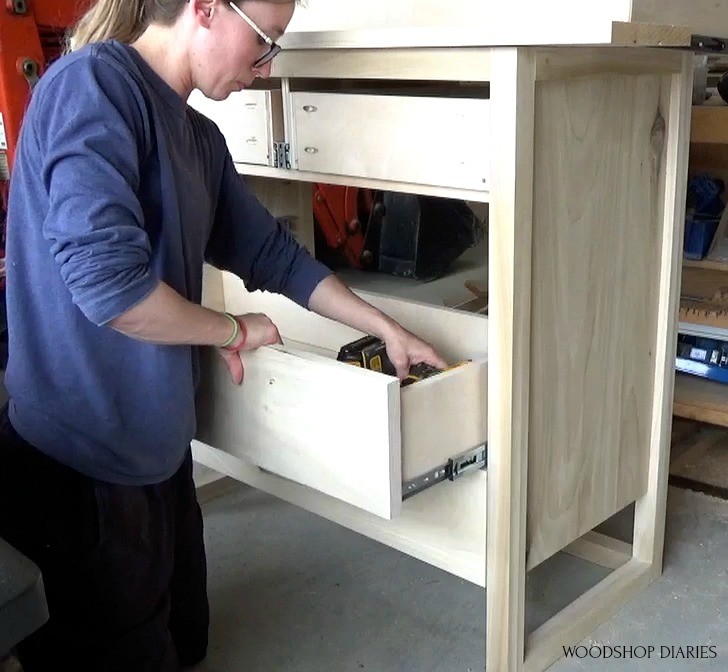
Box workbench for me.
[188,2,722,669]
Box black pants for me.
[0,405,209,671]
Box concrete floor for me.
[194,480,728,672]
[2,364,728,671]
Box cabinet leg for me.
[486,47,536,672]
[633,55,694,568]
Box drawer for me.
[187,88,284,166]
[196,268,488,520]
[290,91,491,191]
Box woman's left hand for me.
[382,323,449,380]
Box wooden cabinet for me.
[189,8,700,670]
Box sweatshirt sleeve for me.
[37,55,158,326]
[205,151,332,308]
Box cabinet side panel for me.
[527,69,669,569]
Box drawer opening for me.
[198,267,488,519]
[288,77,490,100]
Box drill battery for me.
[401,362,443,387]
[336,335,451,386]
[336,335,396,375]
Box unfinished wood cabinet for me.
[190,7,701,669]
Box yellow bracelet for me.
[219,312,239,348]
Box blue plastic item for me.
[684,174,725,260]
[676,333,728,385]
[684,214,720,260]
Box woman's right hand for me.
[217,313,282,384]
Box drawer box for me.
[187,88,284,166]
[196,269,488,520]
[290,91,491,191]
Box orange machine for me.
[312,183,376,270]
[0,0,83,289]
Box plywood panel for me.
[191,440,487,585]
[527,71,667,569]
[195,344,401,519]
[244,176,316,253]
[282,0,631,47]
[290,92,490,192]
[401,362,488,481]
[281,0,727,49]
[218,270,488,363]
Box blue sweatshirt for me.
[4,40,331,485]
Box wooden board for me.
[285,0,629,34]
[217,269,488,363]
[244,176,316,253]
[191,440,488,585]
[272,48,492,82]
[279,0,728,48]
[691,105,728,145]
[486,47,535,672]
[632,54,694,576]
[683,258,728,272]
[526,70,669,569]
[631,0,728,40]
[195,343,402,519]
[235,163,491,204]
[282,0,630,47]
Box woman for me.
[0,1,446,670]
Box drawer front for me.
[187,89,283,166]
[196,269,488,520]
[290,92,491,191]
[196,345,401,519]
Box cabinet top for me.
[279,0,727,49]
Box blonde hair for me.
[67,0,298,53]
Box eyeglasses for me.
[227,2,282,68]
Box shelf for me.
[334,239,488,311]
[679,266,728,329]
[691,104,728,145]
[235,163,491,203]
[683,258,728,272]
[674,373,728,427]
